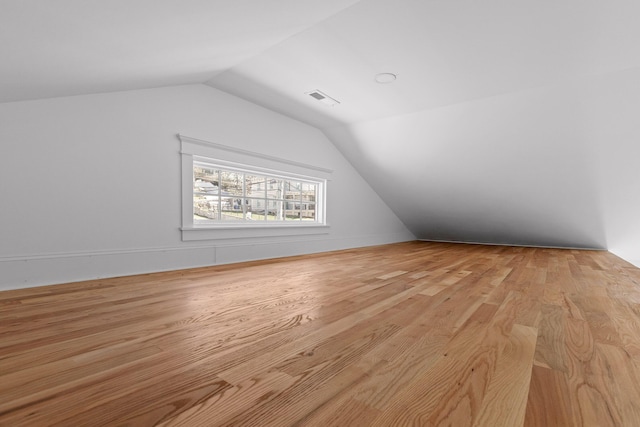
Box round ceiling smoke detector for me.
[375,72,397,83]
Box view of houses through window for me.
[193,163,319,223]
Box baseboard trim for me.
[417,238,605,251]
[1,231,415,291]
[0,244,218,263]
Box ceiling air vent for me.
[306,90,340,107]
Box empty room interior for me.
[2,1,640,426]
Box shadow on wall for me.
[323,75,621,251]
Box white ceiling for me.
[0,0,360,103]
[208,0,640,128]
[9,0,638,116]
[3,0,640,259]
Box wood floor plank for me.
[158,370,297,427]
[524,365,576,427]
[591,343,640,425]
[1,241,640,426]
[301,397,381,427]
[534,304,568,371]
[472,324,537,427]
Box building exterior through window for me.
[193,161,323,225]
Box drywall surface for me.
[324,68,640,266]
[0,84,414,290]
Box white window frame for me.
[179,134,331,242]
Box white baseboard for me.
[417,238,604,251]
[0,231,415,291]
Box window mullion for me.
[242,173,247,221]
[217,170,222,220]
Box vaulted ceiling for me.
[2,0,639,263]
[0,0,360,103]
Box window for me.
[179,134,330,241]
[192,161,323,225]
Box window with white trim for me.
[179,134,330,241]
[192,161,324,225]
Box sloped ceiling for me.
[206,0,640,259]
[2,0,639,262]
[207,0,640,128]
[0,0,360,102]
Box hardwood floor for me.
[1,241,640,426]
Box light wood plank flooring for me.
[2,241,640,426]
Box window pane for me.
[245,198,266,221]
[220,171,244,197]
[302,203,316,221]
[284,180,301,194]
[266,178,283,199]
[245,175,265,198]
[301,182,316,203]
[220,196,244,221]
[285,210,301,221]
[194,195,219,220]
[266,199,284,221]
[194,166,219,194]
[284,180,301,221]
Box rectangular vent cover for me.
[306,90,339,106]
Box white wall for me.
[0,84,414,290]
[584,69,640,268]
[324,68,640,267]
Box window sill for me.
[181,224,330,241]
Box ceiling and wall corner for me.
[1,0,639,267]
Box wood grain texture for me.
[1,241,640,426]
